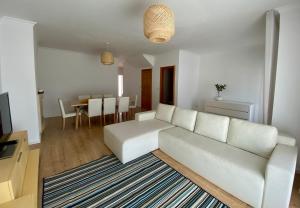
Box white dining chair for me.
[103,94,113,98]
[129,95,138,119]
[91,94,103,99]
[83,98,102,128]
[118,97,129,122]
[103,97,116,125]
[58,98,81,130]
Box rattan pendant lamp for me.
[144,4,175,43]
[101,42,114,65]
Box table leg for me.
[75,107,80,129]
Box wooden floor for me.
[38,116,300,208]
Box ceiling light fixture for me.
[144,4,175,43]
[101,42,114,65]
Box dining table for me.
[71,100,88,129]
[70,97,121,129]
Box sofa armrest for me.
[277,133,296,146]
[262,144,298,208]
[135,111,156,121]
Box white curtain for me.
[264,10,279,124]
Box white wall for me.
[123,50,179,110]
[123,64,142,106]
[36,47,118,117]
[124,46,264,121]
[272,6,300,170]
[0,32,2,93]
[0,17,40,144]
[196,44,265,122]
[177,50,200,109]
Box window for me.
[118,75,123,97]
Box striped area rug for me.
[43,153,229,208]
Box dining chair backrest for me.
[130,95,138,108]
[78,95,91,100]
[103,98,116,115]
[58,98,66,117]
[103,94,113,98]
[88,99,102,117]
[91,94,103,99]
[118,97,129,113]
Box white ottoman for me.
[104,119,173,163]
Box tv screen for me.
[0,92,12,142]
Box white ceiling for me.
[0,0,297,60]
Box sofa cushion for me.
[104,120,173,163]
[227,118,278,158]
[194,112,230,142]
[155,103,175,123]
[135,111,156,121]
[159,127,267,208]
[171,107,197,131]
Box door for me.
[160,66,175,105]
[141,69,152,110]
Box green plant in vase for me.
[215,84,226,101]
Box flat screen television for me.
[0,92,12,143]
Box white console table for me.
[205,100,255,122]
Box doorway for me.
[141,69,152,110]
[160,66,175,105]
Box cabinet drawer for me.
[8,140,28,199]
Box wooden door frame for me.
[160,65,175,105]
[141,68,152,110]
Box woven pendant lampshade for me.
[101,42,114,65]
[144,4,175,43]
[101,51,114,65]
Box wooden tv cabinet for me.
[0,131,40,208]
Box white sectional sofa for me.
[104,104,298,208]
[104,106,174,163]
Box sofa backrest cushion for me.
[194,112,230,142]
[171,107,197,131]
[227,118,278,158]
[155,103,175,123]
